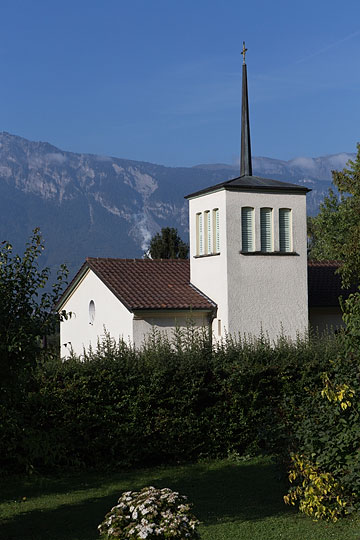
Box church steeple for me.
[240,41,252,177]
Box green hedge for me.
[0,329,342,474]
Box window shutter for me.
[199,213,203,255]
[279,208,291,252]
[241,207,254,252]
[260,208,273,252]
[215,209,220,253]
[206,211,211,254]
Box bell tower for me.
[186,43,309,341]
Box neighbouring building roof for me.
[185,174,311,199]
[308,260,358,307]
[57,258,216,312]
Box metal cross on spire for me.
[241,41,248,64]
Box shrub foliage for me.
[0,229,68,473]
[0,228,67,393]
[284,291,360,520]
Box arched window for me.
[89,300,96,325]
[260,208,273,252]
[279,208,292,252]
[241,207,254,252]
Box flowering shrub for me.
[98,486,200,539]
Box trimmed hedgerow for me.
[0,327,342,475]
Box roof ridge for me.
[86,257,189,263]
[86,257,343,266]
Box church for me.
[57,47,345,356]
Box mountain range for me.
[0,132,353,279]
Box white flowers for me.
[98,486,200,539]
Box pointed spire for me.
[240,41,252,177]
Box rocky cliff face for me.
[0,132,353,277]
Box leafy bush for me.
[284,454,350,521]
[98,486,200,539]
[0,228,67,394]
[0,229,68,474]
[284,291,360,520]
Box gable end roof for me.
[57,258,216,312]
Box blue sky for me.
[0,0,359,166]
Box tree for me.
[0,228,68,394]
[146,227,189,259]
[308,143,360,287]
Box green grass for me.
[1,457,360,540]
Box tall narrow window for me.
[279,208,292,252]
[241,207,254,252]
[204,210,211,254]
[260,208,273,252]
[89,300,95,325]
[213,208,220,253]
[196,213,204,255]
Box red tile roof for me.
[308,260,358,307]
[79,258,215,311]
[58,257,356,312]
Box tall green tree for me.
[308,143,360,287]
[0,228,68,395]
[147,227,189,259]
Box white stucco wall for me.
[226,190,308,340]
[189,190,228,339]
[60,269,212,356]
[189,187,308,342]
[60,269,133,357]
[132,311,211,347]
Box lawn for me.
[1,457,359,540]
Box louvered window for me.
[279,208,292,252]
[260,208,273,252]
[205,210,211,254]
[196,213,204,255]
[241,207,254,252]
[213,209,220,253]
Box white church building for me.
[57,49,343,357]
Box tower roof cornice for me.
[185,175,310,200]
